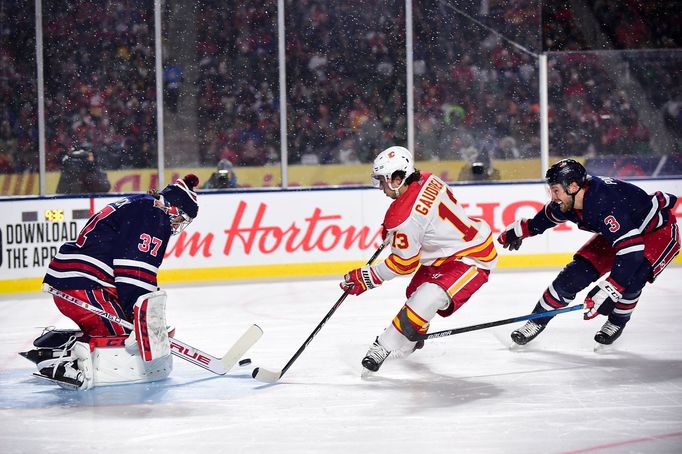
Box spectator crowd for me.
[1,0,680,176]
[1,0,157,173]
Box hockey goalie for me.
[21,291,173,390]
[20,175,200,390]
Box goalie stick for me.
[252,242,388,383]
[42,284,262,375]
[416,304,582,341]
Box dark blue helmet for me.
[545,159,587,192]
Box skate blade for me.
[508,342,527,352]
[360,368,376,380]
[32,372,81,390]
[593,342,615,353]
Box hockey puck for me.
[239,358,252,366]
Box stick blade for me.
[221,324,263,372]
[251,367,281,383]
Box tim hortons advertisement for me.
[0,179,680,293]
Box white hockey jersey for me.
[373,172,498,282]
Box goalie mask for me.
[371,146,415,196]
[158,174,199,235]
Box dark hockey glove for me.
[497,219,530,251]
[584,279,623,320]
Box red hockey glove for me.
[497,219,530,251]
[381,225,388,241]
[340,265,383,296]
[584,279,623,320]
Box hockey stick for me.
[42,284,262,375]
[252,242,388,383]
[417,304,582,341]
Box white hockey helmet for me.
[370,146,415,193]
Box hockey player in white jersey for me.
[341,146,498,374]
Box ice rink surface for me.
[1,268,681,454]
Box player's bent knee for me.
[554,257,600,296]
[395,283,450,341]
[407,283,451,318]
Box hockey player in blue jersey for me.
[21,174,200,389]
[498,159,679,346]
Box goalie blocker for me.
[126,290,171,361]
[29,291,173,390]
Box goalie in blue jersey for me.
[21,174,200,389]
[498,159,679,346]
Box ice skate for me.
[594,320,624,345]
[511,320,546,345]
[19,348,63,365]
[361,338,390,377]
[37,360,85,390]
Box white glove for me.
[584,279,622,320]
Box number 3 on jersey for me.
[138,234,163,256]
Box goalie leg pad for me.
[83,336,173,387]
[132,291,170,362]
[32,335,173,390]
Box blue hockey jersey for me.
[44,194,173,317]
[527,176,678,288]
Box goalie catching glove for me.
[497,219,531,251]
[340,265,383,296]
[584,279,623,320]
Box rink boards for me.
[1,179,680,293]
